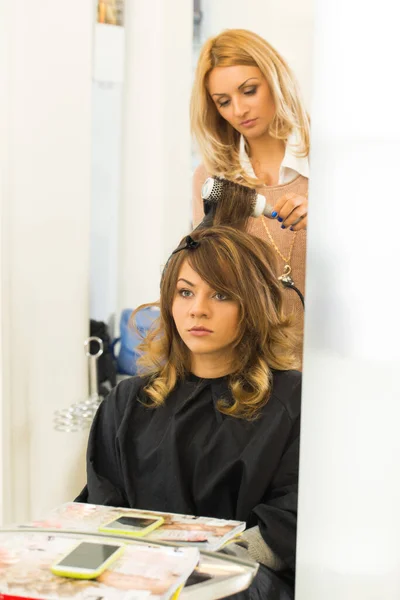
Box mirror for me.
[0,0,313,526]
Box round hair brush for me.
[201,177,274,217]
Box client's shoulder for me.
[104,375,150,418]
[116,374,149,396]
[269,369,302,422]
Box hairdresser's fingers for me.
[289,215,308,231]
[272,193,298,217]
[273,193,308,223]
[281,204,308,229]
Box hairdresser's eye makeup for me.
[216,87,256,109]
[217,97,230,108]
[210,73,262,109]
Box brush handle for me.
[253,193,274,218]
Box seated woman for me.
[77,226,301,600]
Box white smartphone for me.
[51,540,124,579]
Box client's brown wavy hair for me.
[134,226,300,420]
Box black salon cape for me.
[77,371,301,594]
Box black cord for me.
[281,280,305,308]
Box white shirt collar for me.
[239,131,309,184]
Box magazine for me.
[19,503,245,552]
[182,552,258,599]
[0,531,199,600]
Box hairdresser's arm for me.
[192,163,209,228]
[273,193,308,231]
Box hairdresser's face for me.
[172,261,240,372]
[208,65,275,140]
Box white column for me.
[0,0,93,522]
[118,0,193,311]
[201,0,314,106]
[296,1,400,598]
[90,23,125,323]
[0,0,11,527]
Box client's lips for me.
[188,326,213,335]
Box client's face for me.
[172,261,240,370]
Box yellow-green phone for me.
[98,513,164,537]
[51,540,124,579]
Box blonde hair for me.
[134,226,300,420]
[190,29,310,186]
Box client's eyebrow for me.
[177,278,195,287]
[211,77,259,97]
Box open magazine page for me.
[185,553,254,588]
[19,503,245,552]
[0,532,199,600]
[179,552,259,600]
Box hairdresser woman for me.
[191,29,309,356]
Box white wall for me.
[90,81,122,323]
[296,0,400,597]
[0,0,93,523]
[90,6,194,323]
[118,0,193,312]
[90,23,125,324]
[0,0,11,526]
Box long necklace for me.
[261,216,297,286]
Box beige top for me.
[193,164,308,361]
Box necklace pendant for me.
[278,264,294,286]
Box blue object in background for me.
[112,307,160,375]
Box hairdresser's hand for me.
[272,193,308,231]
